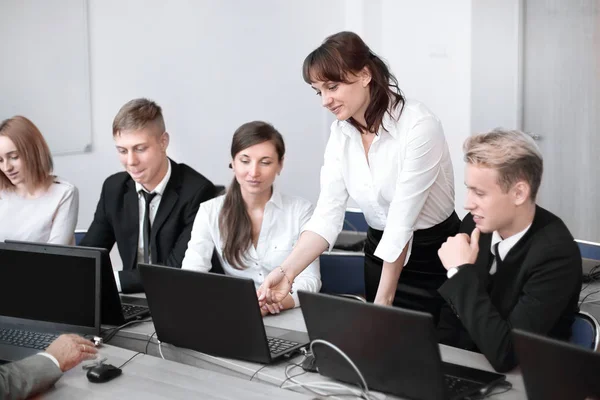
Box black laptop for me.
[514,329,600,400]
[4,240,149,325]
[299,291,506,400]
[0,243,101,362]
[138,263,309,364]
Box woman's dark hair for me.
[302,31,404,134]
[219,121,285,270]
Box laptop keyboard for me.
[444,375,483,397]
[121,304,148,318]
[267,337,299,355]
[0,328,58,351]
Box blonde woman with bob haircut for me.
[0,116,78,244]
[436,128,581,372]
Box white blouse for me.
[182,190,321,306]
[0,178,79,245]
[303,99,455,264]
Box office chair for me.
[570,310,600,351]
[74,229,87,245]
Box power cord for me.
[101,318,152,343]
[280,340,380,400]
[464,381,513,399]
[249,364,268,382]
[116,330,157,369]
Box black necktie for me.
[490,242,501,272]
[142,191,157,264]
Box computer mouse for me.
[86,364,122,383]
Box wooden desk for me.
[40,344,314,399]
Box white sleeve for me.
[374,116,446,263]
[181,203,216,272]
[290,201,322,307]
[48,185,79,245]
[302,124,349,250]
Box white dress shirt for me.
[113,161,172,292]
[489,224,532,275]
[182,189,321,306]
[303,99,455,264]
[0,178,78,245]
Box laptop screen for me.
[0,245,100,334]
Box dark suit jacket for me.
[437,206,582,372]
[80,159,216,292]
[0,354,62,399]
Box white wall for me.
[51,0,345,229]
[42,0,522,226]
[380,0,473,216]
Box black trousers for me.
[364,211,460,324]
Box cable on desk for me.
[249,364,268,382]
[158,340,165,360]
[116,330,157,369]
[101,318,152,343]
[280,340,380,400]
[464,381,513,399]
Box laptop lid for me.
[0,242,101,336]
[513,329,600,400]
[298,291,505,400]
[3,240,147,325]
[138,263,308,364]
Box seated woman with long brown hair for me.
[0,116,78,244]
[182,121,321,315]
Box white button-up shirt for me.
[303,99,455,264]
[182,189,321,306]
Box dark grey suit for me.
[0,355,62,399]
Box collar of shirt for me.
[135,159,172,196]
[338,102,401,139]
[267,186,284,210]
[490,223,532,261]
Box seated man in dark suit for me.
[81,98,216,292]
[0,334,97,399]
[437,128,582,372]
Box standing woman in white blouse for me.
[258,31,458,323]
[182,121,321,316]
[0,116,79,245]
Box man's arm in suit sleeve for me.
[438,243,581,372]
[0,355,63,400]
[165,181,216,268]
[79,180,116,250]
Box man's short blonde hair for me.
[464,128,543,201]
[112,98,165,136]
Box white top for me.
[182,190,322,306]
[303,99,455,263]
[489,224,531,275]
[0,178,78,245]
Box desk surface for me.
[108,308,526,399]
[41,344,314,399]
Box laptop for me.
[514,329,600,400]
[3,240,150,325]
[298,291,506,400]
[0,243,101,362]
[138,263,310,364]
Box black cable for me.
[102,318,152,343]
[580,289,600,307]
[279,361,306,388]
[249,364,268,382]
[465,381,513,400]
[115,330,157,370]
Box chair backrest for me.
[74,229,87,245]
[570,311,600,351]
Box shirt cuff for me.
[373,235,413,265]
[302,220,341,252]
[38,352,61,369]
[114,270,121,292]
